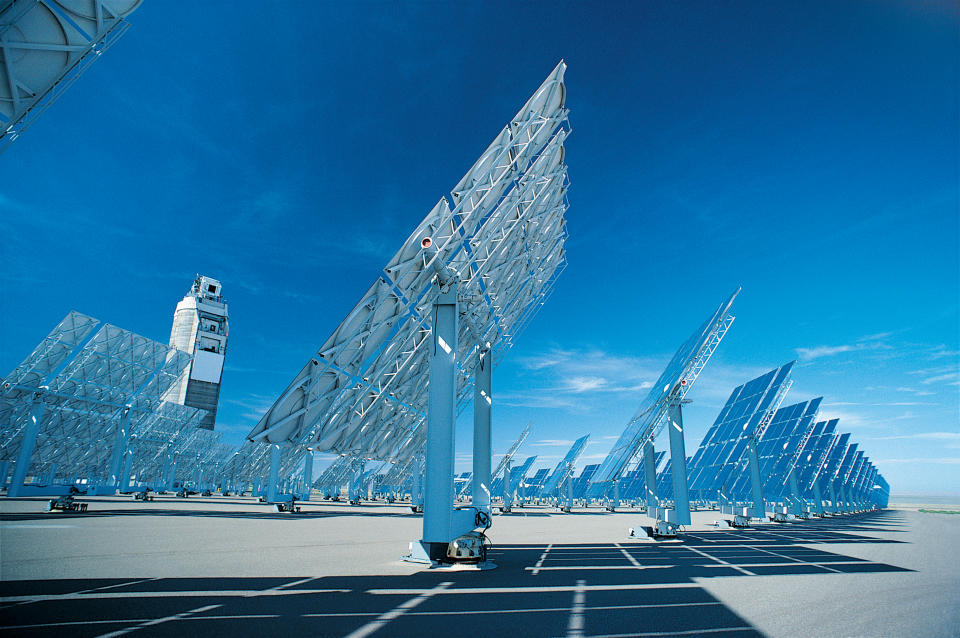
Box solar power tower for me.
[591,290,738,538]
[0,311,208,496]
[0,0,141,152]
[164,276,229,431]
[686,362,794,524]
[247,63,569,563]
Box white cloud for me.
[859,332,894,342]
[566,376,606,393]
[579,452,614,462]
[928,345,960,359]
[500,347,666,410]
[796,333,896,362]
[223,394,277,421]
[871,432,960,441]
[921,372,959,386]
[875,457,960,465]
[796,344,858,361]
[532,439,577,447]
[896,387,936,396]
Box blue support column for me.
[415,283,458,560]
[349,460,365,503]
[813,480,824,515]
[266,444,281,503]
[107,407,132,491]
[829,482,839,514]
[472,345,492,513]
[747,436,765,519]
[301,450,313,501]
[503,457,512,510]
[666,399,691,526]
[8,394,45,498]
[787,468,801,515]
[643,438,658,515]
[159,453,170,491]
[120,451,133,492]
[410,466,422,508]
[0,460,11,489]
[167,454,179,492]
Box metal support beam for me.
[747,435,765,519]
[301,450,313,501]
[472,345,492,512]
[8,394,45,498]
[643,438,658,514]
[787,467,801,515]
[0,460,11,489]
[266,443,281,503]
[419,283,458,557]
[107,406,131,491]
[120,450,134,492]
[167,454,179,492]
[411,466,422,507]
[349,460,365,502]
[813,480,824,515]
[666,398,691,526]
[503,457,512,510]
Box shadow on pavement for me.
[0,511,911,637]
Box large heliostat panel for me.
[590,290,739,486]
[246,64,570,480]
[0,0,141,152]
[539,434,589,496]
[792,418,837,498]
[686,362,794,499]
[744,398,821,501]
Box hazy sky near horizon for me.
[1,1,957,493]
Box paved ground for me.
[1,495,957,637]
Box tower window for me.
[207,285,217,293]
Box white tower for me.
[165,276,229,430]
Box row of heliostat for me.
[0,311,231,487]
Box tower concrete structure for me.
[165,276,228,430]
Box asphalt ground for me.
[1,495,957,637]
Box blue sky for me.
[1,1,957,495]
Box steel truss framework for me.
[492,454,537,501]
[240,64,570,498]
[0,0,141,152]
[748,398,822,501]
[539,434,589,498]
[0,311,225,491]
[686,362,795,500]
[591,290,739,488]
